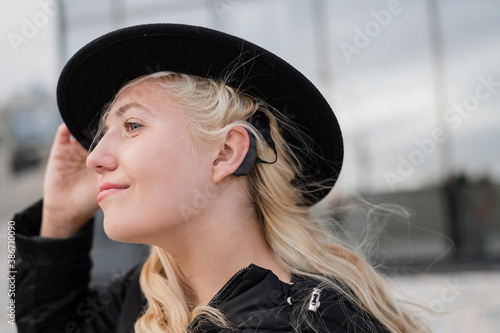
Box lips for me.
[97,182,129,202]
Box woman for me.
[13,24,427,332]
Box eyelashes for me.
[124,121,143,133]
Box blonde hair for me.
[95,72,430,333]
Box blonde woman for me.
[13,24,428,332]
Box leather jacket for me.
[13,200,388,332]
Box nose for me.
[86,133,118,174]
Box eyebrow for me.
[103,102,153,133]
[115,102,154,117]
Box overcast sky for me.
[2,0,499,193]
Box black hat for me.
[56,23,343,205]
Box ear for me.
[212,126,250,183]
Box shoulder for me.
[290,277,389,333]
[210,265,389,333]
[81,263,145,332]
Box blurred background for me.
[1,0,499,332]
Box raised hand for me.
[40,124,100,238]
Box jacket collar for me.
[193,264,318,332]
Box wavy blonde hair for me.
[95,71,430,333]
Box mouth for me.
[97,182,130,203]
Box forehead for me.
[103,80,185,126]
[112,81,160,108]
[105,82,163,118]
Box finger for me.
[54,123,72,144]
[72,138,90,159]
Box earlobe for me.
[212,127,250,183]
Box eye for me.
[124,122,142,132]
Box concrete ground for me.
[392,269,500,332]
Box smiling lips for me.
[97,182,129,202]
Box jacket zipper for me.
[207,265,252,307]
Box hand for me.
[40,124,100,238]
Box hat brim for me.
[56,23,343,204]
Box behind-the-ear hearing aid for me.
[233,112,278,177]
[232,128,258,176]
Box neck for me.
[156,178,290,305]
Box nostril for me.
[86,157,99,172]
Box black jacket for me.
[13,200,388,333]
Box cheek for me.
[127,144,211,215]
[103,134,215,242]
[141,158,209,210]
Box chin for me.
[102,215,141,244]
